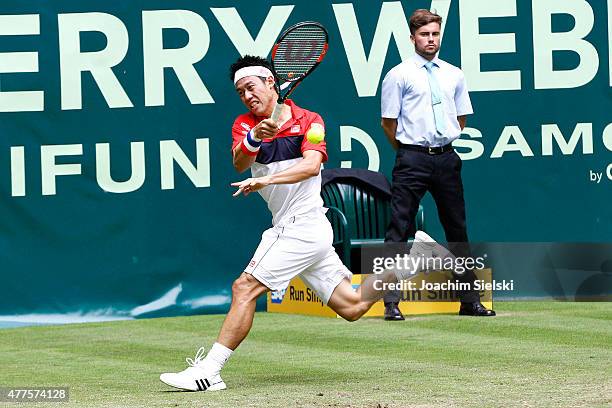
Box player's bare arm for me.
[232,145,257,173]
[381,117,399,150]
[232,150,323,197]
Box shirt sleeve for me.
[231,116,251,152]
[381,68,403,119]
[301,113,328,162]
[454,71,473,116]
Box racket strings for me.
[273,27,327,81]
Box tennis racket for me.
[270,21,329,122]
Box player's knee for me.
[231,275,259,304]
[340,309,363,322]
[338,302,368,322]
[341,312,358,322]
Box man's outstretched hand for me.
[231,176,271,197]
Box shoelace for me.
[185,347,206,367]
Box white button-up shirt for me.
[381,54,473,147]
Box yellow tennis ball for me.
[306,125,325,144]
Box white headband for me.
[233,66,274,84]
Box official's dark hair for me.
[409,9,443,35]
[229,55,276,83]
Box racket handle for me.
[270,102,284,123]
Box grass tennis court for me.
[1,302,610,408]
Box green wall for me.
[0,0,610,318]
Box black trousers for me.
[384,147,480,304]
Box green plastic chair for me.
[321,181,424,269]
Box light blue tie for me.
[424,61,446,136]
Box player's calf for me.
[327,280,372,322]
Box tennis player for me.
[159,55,445,392]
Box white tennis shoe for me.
[159,347,227,392]
[412,231,463,275]
[413,231,457,259]
[410,230,436,258]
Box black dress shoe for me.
[459,302,496,316]
[384,302,405,321]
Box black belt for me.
[399,143,453,155]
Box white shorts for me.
[244,209,352,305]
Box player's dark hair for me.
[409,9,442,35]
[229,55,276,83]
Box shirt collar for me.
[277,99,306,132]
[283,99,306,120]
[413,53,441,68]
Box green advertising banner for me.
[0,0,610,320]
